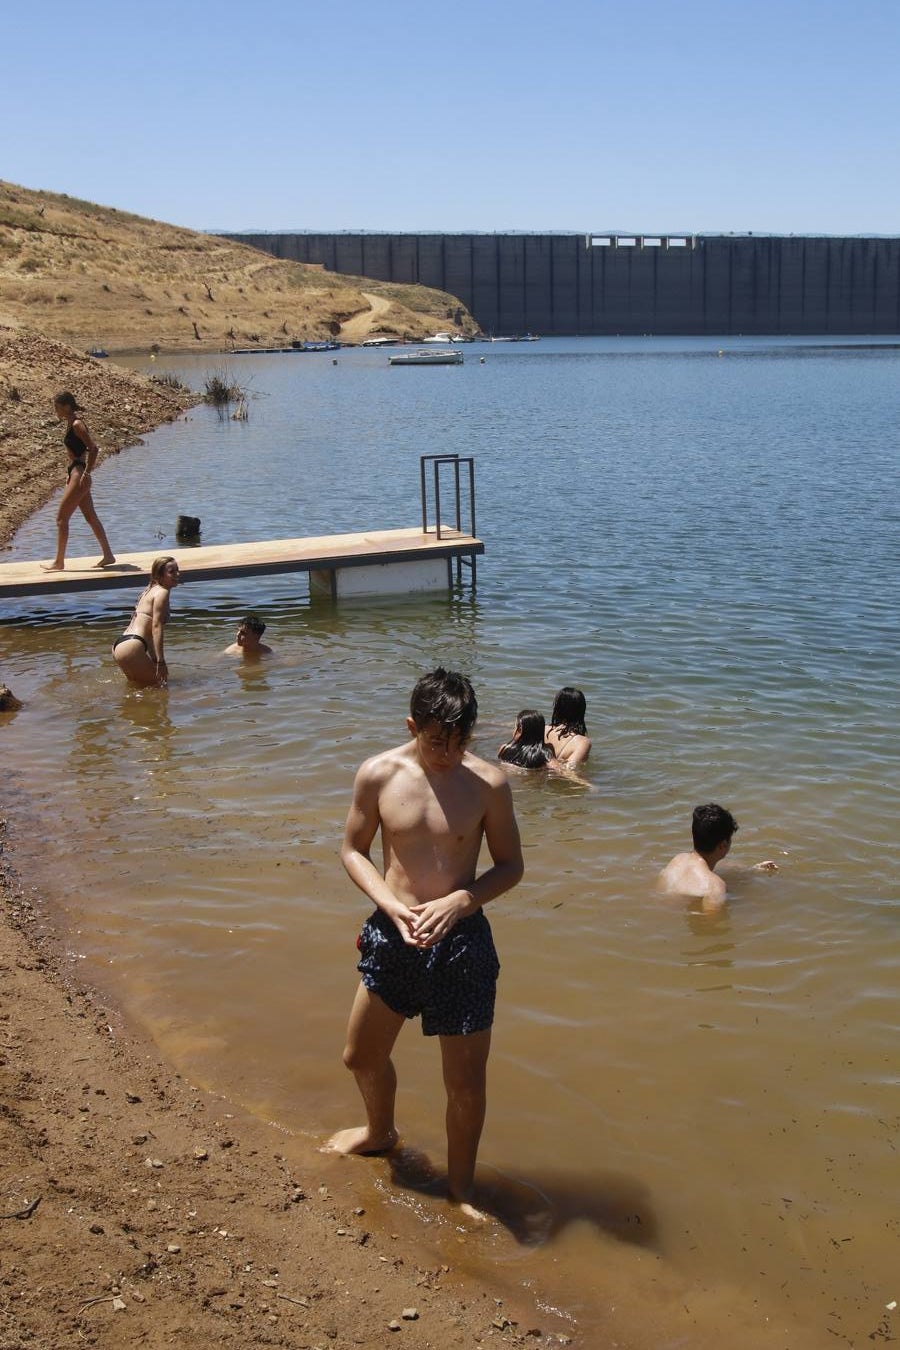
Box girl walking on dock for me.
[41,392,116,572]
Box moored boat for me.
[389,349,464,366]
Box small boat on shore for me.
[87,346,109,358]
[228,342,340,355]
[291,339,340,352]
[389,349,464,367]
[422,332,454,344]
[361,336,399,347]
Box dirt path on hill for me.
[339,292,394,344]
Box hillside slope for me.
[0,181,476,351]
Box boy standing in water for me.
[328,668,524,1213]
[659,803,739,910]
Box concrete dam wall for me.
[226,232,900,337]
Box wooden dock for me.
[0,527,483,602]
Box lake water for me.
[2,336,899,1348]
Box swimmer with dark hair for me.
[546,687,592,767]
[658,804,738,911]
[498,710,560,770]
[41,392,116,572]
[659,804,780,911]
[112,556,180,687]
[224,613,272,658]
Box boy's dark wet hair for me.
[499,709,554,769]
[692,803,738,855]
[550,686,587,736]
[410,667,478,742]
[241,614,266,637]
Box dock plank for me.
[0,528,483,600]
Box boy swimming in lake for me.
[659,804,779,911]
[224,614,272,658]
[327,668,524,1214]
[659,803,738,911]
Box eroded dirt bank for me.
[0,325,195,552]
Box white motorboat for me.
[389,349,464,366]
[422,332,454,344]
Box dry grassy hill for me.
[0,181,476,352]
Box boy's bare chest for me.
[380,778,483,844]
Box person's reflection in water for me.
[116,687,177,772]
[232,659,273,702]
[64,689,176,835]
[383,1146,657,1250]
[683,900,734,941]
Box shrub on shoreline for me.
[203,369,244,406]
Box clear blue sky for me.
[3,0,898,235]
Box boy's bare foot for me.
[93,555,117,569]
[324,1125,399,1156]
[456,1200,488,1222]
[41,562,65,572]
[752,860,779,873]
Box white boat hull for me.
[389,350,464,366]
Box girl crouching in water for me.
[498,710,560,770]
[546,687,592,767]
[42,392,116,572]
[112,556,180,687]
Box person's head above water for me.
[409,667,478,743]
[239,614,266,639]
[512,709,548,746]
[499,709,555,769]
[692,803,738,857]
[149,555,180,588]
[550,686,587,735]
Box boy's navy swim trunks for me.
[357,908,500,1037]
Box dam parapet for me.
[224,230,900,337]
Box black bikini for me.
[113,633,149,654]
[64,426,87,481]
[114,602,155,658]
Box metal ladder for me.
[419,454,477,588]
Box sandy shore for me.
[0,327,579,1348]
